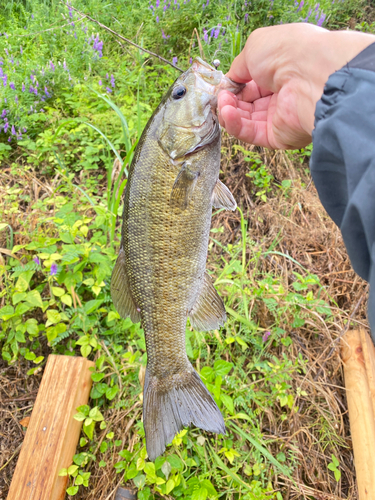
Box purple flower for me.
[20,46,23,55]
[44,86,51,98]
[4,48,8,56]
[156,15,159,22]
[8,137,11,142]
[110,74,115,88]
[262,331,271,342]
[214,24,221,38]
[1,109,6,118]
[50,263,58,276]
[4,122,9,133]
[22,83,25,92]
[203,28,208,43]
[189,57,192,64]
[245,13,249,21]
[297,0,304,11]
[106,73,109,79]
[314,2,320,11]
[172,56,178,65]
[15,95,18,103]
[305,8,312,20]
[33,256,40,265]
[156,0,160,6]
[210,27,215,37]
[106,87,112,93]
[50,61,55,71]
[31,14,34,19]
[23,127,27,133]
[99,79,102,86]
[69,6,73,18]
[9,82,15,90]
[317,12,326,25]
[2,75,7,87]
[11,125,16,135]
[161,29,170,39]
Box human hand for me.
[218,24,375,149]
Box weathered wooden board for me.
[360,329,375,419]
[341,330,375,500]
[7,355,94,500]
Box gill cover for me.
[157,57,244,160]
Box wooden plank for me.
[7,355,94,500]
[359,329,375,419]
[341,330,375,500]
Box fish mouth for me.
[191,57,245,96]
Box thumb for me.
[226,47,252,84]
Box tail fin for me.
[143,366,225,461]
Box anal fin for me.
[189,272,226,331]
[170,162,199,210]
[110,248,141,323]
[212,179,237,211]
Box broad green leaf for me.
[12,292,27,305]
[46,309,61,325]
[51,286,65,297]
[192,487,208,500]
[81,344,92,358]
[83,420,95,440]
[89,407,104,421]
[68,465,78,475]
[66,486,78,496]
[15,271,34,292]
[133,474,146,489]
[26,290,43,309]
[161,460,171,479]
[46,323,66,343]
[106,385,119,400]
[165,478,175,495]
[144,462,155,477]
[220,394,234,415]
[167,454,183,471]
[84,299,103,314]
[214,360,233,377]
[61,294,72,307]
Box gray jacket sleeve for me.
[310,42,375,339]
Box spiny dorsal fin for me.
[189,272,227,331]
[170,162,199,210]
[110,248,141,323]
[212,179,237,211]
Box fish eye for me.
[172,86,187,100]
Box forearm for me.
[310,41,375,339]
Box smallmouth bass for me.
[111,58,244,460]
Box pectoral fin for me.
[189,272,227,331]
[170,162,200,210]
[212,179,237,211]
[110,248,141,323]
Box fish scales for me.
[111,58,244,460]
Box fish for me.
[111,57,244,460]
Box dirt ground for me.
[0,138,370,499]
